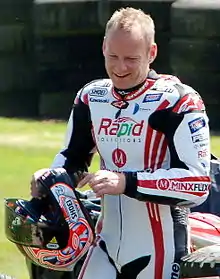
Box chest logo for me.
[89,87,108,97]
[112,148,127,168]
[111,100,129,109]
[98,117,144,137]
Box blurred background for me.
[0,0,220,278]
[0,0,220,129]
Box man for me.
[32,7,211,279]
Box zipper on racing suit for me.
[115,105,124,265]
[116,195,123,264]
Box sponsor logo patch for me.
[133,103,140,114]
[89,87,108,97]
[111,100,129,109]
[192,133,208,143]
[198,149,209,158]
[156,178,209,192]
[143,93,163,103]
[112,148,127,168]
[98,117,144,137]
[194,142,208,149]
[133,103,151,114]
[65,199,79,223]
[90,97,109,103]
[188,117,206,134]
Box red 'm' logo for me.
[112,149,127,168]
[156,179,170,190]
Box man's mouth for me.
[114,73,130,78]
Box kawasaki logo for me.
[98,117,144,137]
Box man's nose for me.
[116,59,128,73]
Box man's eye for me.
[109,55,117,59]
[127,57,137,61]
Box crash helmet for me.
[5,168,95,271]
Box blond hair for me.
[105,7,155,45]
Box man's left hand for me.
[77,170,126,197]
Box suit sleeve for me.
[124,92,211,207]
[51,90,96,179]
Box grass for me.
[0,118,99,279]
[0,117,219,278]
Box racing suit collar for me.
[113,69,159,97]
[114,79,146,96]
[113,69,159,101]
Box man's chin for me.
[112,78,132,90]
[114,84,130,90]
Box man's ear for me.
[102,36,106,56]
[149,43,157,64]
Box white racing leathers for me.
[51,70,211,279]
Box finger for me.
[94,187,108,198]
[77,171,89,181]
[89,177,107,188]
[34,168,50,180]
[30,177,39,197]
[31,189,39,198]
[91,183,108,197]
[77,173,94,188]
[91,183,105,193]
[81,171,89,179]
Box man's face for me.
[103,27,151,89]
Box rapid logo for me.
[98,117,144,137]
[89,87,108,97]
[198,149,209,158]
[143,93,163,103]
[188,117,206,134]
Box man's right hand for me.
[30,168,88,197]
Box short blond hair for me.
[105,7,155,45]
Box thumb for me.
[77,173,93,188]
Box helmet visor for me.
[5,198,60,250]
